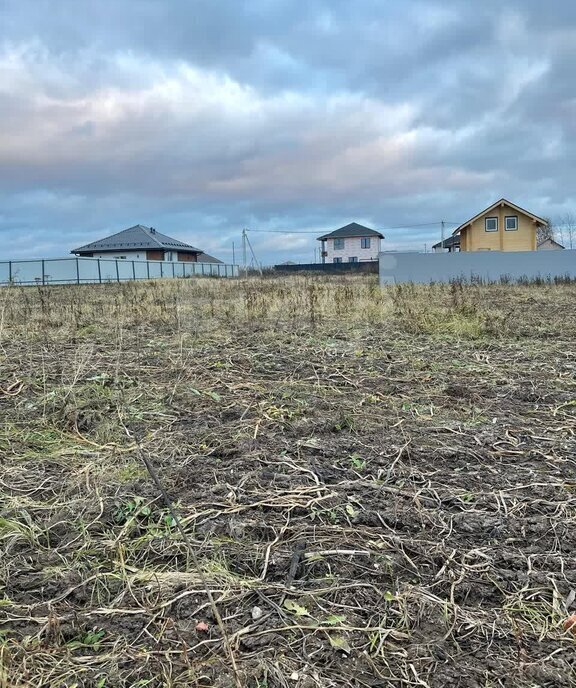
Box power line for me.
[246,221,462,234]
[245,229,330,234]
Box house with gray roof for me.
[537,238,565,251]
[432,235,460,252]
[71,225,204,262]
[317,222,384,264]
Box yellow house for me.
[454,199,548,252]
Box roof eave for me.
[317,231,384,240]
[71,246,201,254]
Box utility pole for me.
[232,241,235,266]
[441,220,445,251]
[244,231,263,276]
[242,229,248,275]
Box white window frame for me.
[333,238,345,250]
[361,238,371,249]
[485,217,499,232]
[505,216,518,231]
[333,257,343,264]
[348,256,358,263]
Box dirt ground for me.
[0,276,575,687]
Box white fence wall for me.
[0,257,239,285]
[379,250,576,284]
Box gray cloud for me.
[0,0,575,262]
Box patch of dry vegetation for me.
[0,275,575,687]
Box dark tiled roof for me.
[71,225,201,254]
[317,222,384,240]
[432,235,460,249]
[197,252,223,264]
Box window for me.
[348,256,358,263]
[361,238,371,249]
[485,217,498,232]
[333,257,343,263]
[505,216,518,231]
[333,238,345,250]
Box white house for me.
[317,223,384,264]
[71,225,204,262]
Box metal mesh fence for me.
[0,257,238,285]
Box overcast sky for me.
[1,0,575,263]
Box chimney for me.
[150,227,156,234]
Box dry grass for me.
[0,274,575,687]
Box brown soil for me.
[0,277,575,687]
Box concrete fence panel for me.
[79,259,101,282]
[379,250,576,285]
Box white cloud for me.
[0,0,575,262]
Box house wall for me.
[91,251,148,260]
[89,250,199,262]
[177,251,197,262]
[461,203,538,252]
[323,236,381,263]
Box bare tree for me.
[555,213,576,249]
[537,217,555,245]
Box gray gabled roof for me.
[537,238,565,249]
[317,222,384,241]
[71,225,201,254]
[197,252,223,264]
